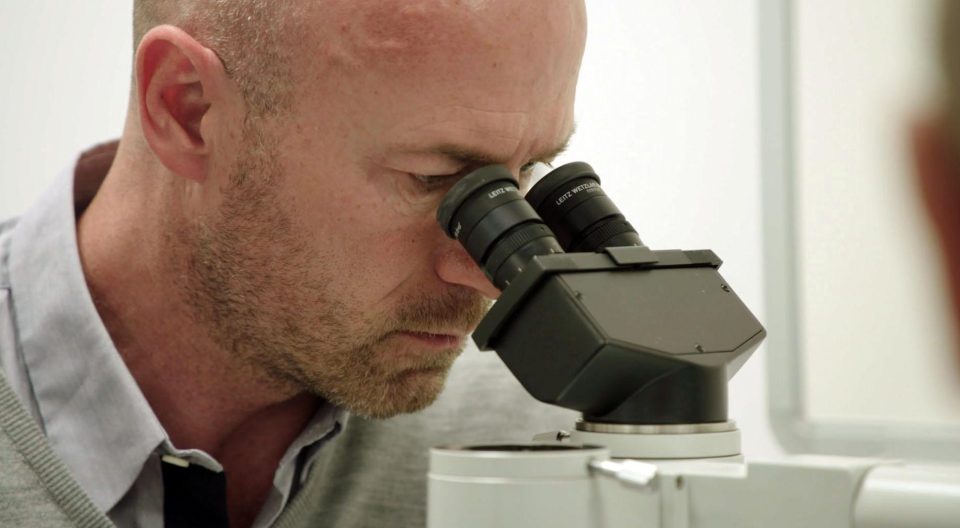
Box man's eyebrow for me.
[430,125,577,167]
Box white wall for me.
[0,2,132,218]
[0,2,780,456]
[569,2,774,456]
[795,0,960,425]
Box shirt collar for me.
[8,143,345,514]
[8,143,167,512]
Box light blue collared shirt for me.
[0,143,345,527]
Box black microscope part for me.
[436,161,766,425]
[526,161,643,252]
[437,165,563,290]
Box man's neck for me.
[74,141,319,459]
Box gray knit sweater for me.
[0,367,112,527]
[0,348,576,528]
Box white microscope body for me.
[427,422,960,527]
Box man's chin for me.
[347,365,453,419]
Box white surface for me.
[795,0,960,425]
[432,449,960,528]
[428,446,652,528]
[569,1,774,458]
[854,464,960,528]
[0,2,778,457]
[671,456,882,528]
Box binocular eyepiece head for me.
[438,161,765,427]
[436,161,643,290]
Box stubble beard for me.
[172,120,490,418]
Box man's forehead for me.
[293,0,584,166]
[384,105,575,166]
[300,0,475,66]
[348,1,484,51]
[399,106,528,146]
[305,0,584,70]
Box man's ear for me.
[136,25,228,182]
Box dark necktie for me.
[161,455,230,528]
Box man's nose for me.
[434,240,501,300]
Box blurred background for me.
[790,0,960,430]
[2,1,956,461]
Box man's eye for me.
[410,173,459,193]
[411,161,552,196]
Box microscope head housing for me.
[474,246,764,425]
[438,162,765,426]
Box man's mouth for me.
[397,331,464,349]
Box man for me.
[0,1,585,526]
[914,0,960,363]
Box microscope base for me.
[428,444,960,528]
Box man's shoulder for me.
[0,371,114,527]
[0,216,18,287]
[0,217,18,233]
[0,217,18,375]
[0,415,78,526]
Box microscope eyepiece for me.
[526,162,643,252]
[437,165,563,290]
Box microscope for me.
[426,162,960,528]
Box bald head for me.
[132,0,584,118]
[133,0,308,116]
[317,1,578,67]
